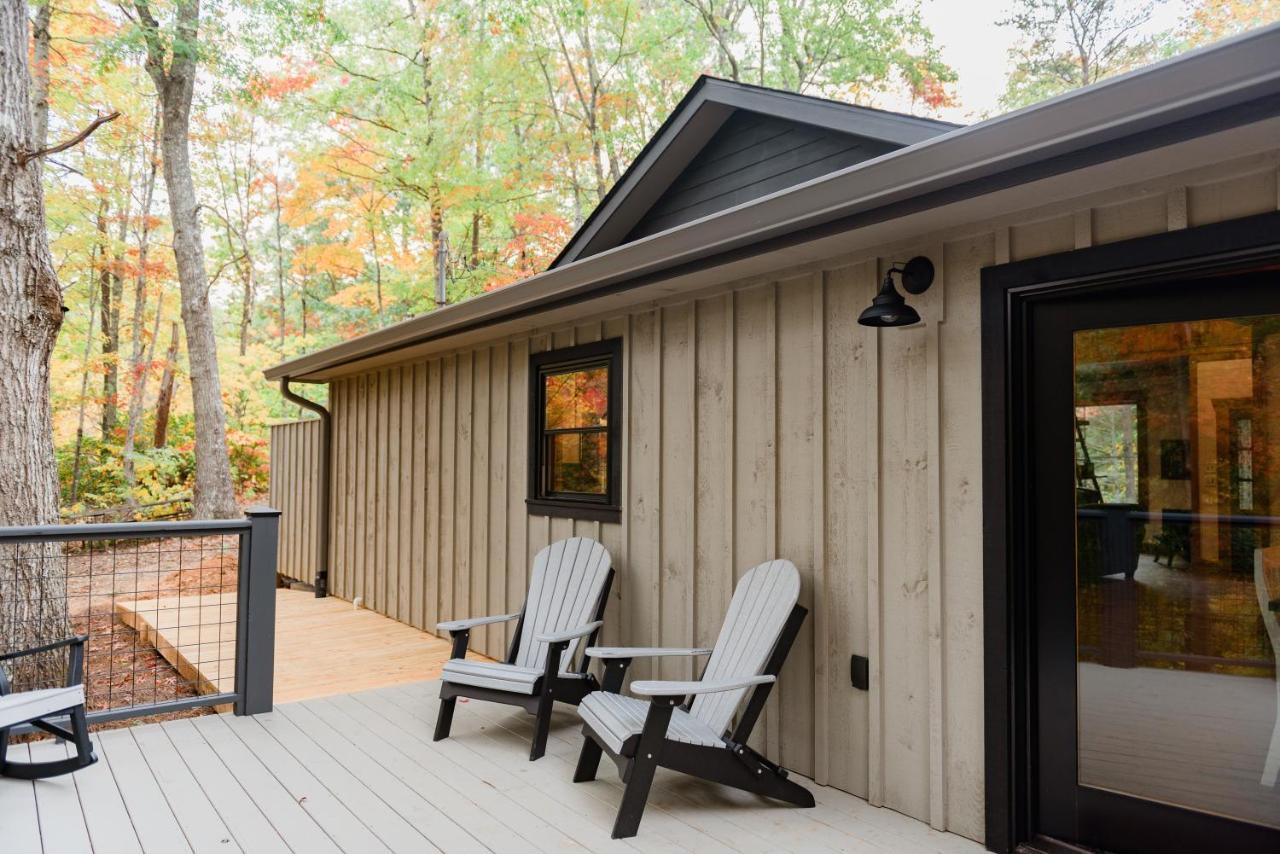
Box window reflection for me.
[1074,316,1280,829]
[541,364,610,496]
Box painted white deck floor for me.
[0,679,982,854]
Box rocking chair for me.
[0,636,97,779]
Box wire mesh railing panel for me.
[0,512,280,727]
[0,533,239,718]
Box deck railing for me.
[0,507,280,728]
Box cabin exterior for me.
[266,28,1280,853]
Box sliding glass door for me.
[1026,269,1280,852]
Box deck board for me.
[0,745,43,854]
[211,713,391,853]
[95,727,193,853]
[28,739,93,854]
[66,735,145,854]
[129,723,242,854]
[188,714,343,853]
[1,680,983,853]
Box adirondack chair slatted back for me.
[690,559,801,735]
[514,538,612,672]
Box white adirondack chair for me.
[0,636,97,779]
[434,537,614,760]
[1256,550,1280,788]
[573,558,813,839]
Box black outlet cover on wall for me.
[850,654,869,690]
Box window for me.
[527,339,622,521]
[1075,403,1141,505]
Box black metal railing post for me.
[235,506,280,715]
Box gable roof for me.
[264,24,1280,384]
[549,76,960,267]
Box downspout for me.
[279,378,331,598]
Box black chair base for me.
[434,674,599,760]
[572,603,814,838]
[0,705,98,781]
[575,725,814,839]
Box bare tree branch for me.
[18,111,120,165]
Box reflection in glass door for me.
[1074,316,1280,830]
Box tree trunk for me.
[237,241,253,355]
[272,171,285,349]
[99,244,118,438]
[136,0,237,518]
[29,1,49,152]
[101,152,134,440]
[69,274,100,504]
[0,0,66,686]
[153,320,178,449]
[122,117,161,494]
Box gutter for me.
[278,379,331,598]
[264,23,1280,384]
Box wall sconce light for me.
[856,256,935,328]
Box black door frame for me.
[980,209,1280,853]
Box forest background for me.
[35,0,1278,517]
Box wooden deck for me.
[116,588,482,705]
[1,680,982,853]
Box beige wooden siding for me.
[268,418,324,586]
[318,153,1280,843]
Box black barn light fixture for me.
[857,256,935,328]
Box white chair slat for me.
[514,538,612,671]
[690,559,800,735]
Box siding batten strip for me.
[926,299,947,831]
[812,272,829,788]
[866,264,884,808]
[687,303,698,682]
[654,309,664,683]
[1073,209,1093,249]
[1168,187,1189,230]
[427,359,442,632]
[726,290,736,591]
[412,363,427,629]
[764,281,780,762]
[808,273,829,788]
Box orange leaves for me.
[327,281,381,311]
[291,243,364,279]
[913,74,956,111]
[485,209,572,291]
[248,68,319,102]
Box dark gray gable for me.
[624,111,898,242]
[550,77,959,268]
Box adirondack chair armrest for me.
[436,613,521,632]
[436,614,520,660]
[584,647,712,659]
[0,635,88,662]
[533,621,604,644]
[630,675,775,697]
[0,635,88,692]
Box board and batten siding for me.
[268,418,325,586]
[313,152,1280,842]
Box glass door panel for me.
[1074,316,1280,830]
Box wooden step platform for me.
[115,588,487,705]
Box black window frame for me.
[527,338,623,523]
